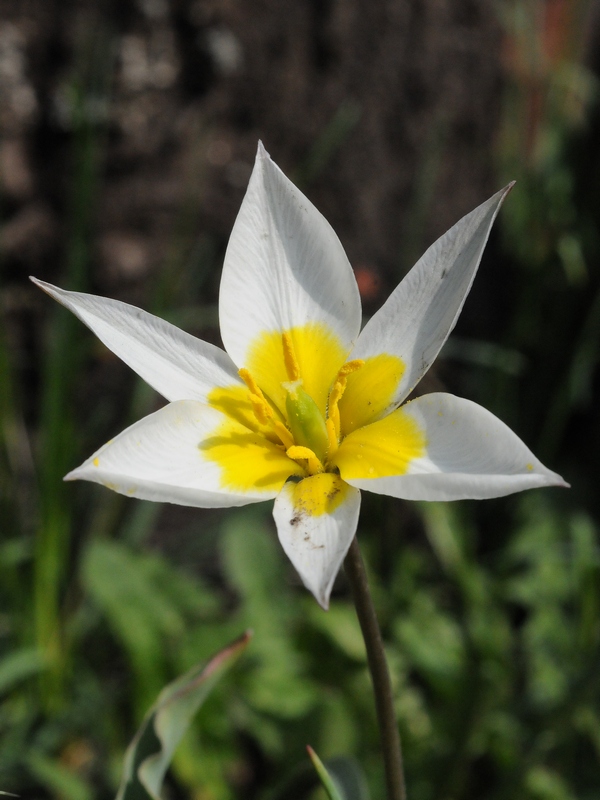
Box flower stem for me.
[344,537,407,800]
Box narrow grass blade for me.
[306,746,344,800]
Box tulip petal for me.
[273,474,361,609]
[31,278,240,402]
[219,143,361,371]
[349,185,513,415]
[340,393,568,501]
[66,400,300,506]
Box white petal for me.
[219,143,361,366]
[66,400,284,507]
[31,278,240,402]
[273,474,361,609]
[351,185,513,411]
[344,393,568,501]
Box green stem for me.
[344,537,407,800]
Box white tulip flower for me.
[32,143,567,608]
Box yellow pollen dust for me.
[327,359,364,454]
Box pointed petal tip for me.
[316,592,330,611]
[539,465,569,489]
[302,573,333,609]
[30,275,49,291]
[63,468,81,482]
[500,180,516,201]
[30,277,61,302]
[489,181,515,210]
[256,140,270,161]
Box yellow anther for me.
[328,379,345,410]
[248,395,269,425]
[337,359,364,377]
[239,368,296,448]
[282,332,300,381]
[239,368,265,399]
[287,445,316,460]
[327,379,345,439]
[286,445,325,475]
[326,418,338,457]
[239,368,272,421]
[273,420,295,450]
[326,359,365,444]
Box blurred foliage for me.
[2,1,600,799]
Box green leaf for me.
[115,630,252,800]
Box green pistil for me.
[284,381,329,463]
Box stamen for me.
[286,445,325,475]
[282,332,300,381]
[326,418,338,457]
[328,379,344,439]
[337,359,364,378]
[239,368,273,424]
[273,420,295,450]
[239,368,266,400]
[327,359,365,443]
[239,367,294,447]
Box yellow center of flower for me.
[204,323,426,493]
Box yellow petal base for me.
[205,323,423,495]
[332,404,426,479]
[287,473,349,519]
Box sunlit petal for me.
[66,400,300,507]
[341,393,568,500]
[31,279,240,402]
[219,143,361,373]
[348,185,513,417]
[273,474,361,609]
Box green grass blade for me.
[306,747,344,800]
